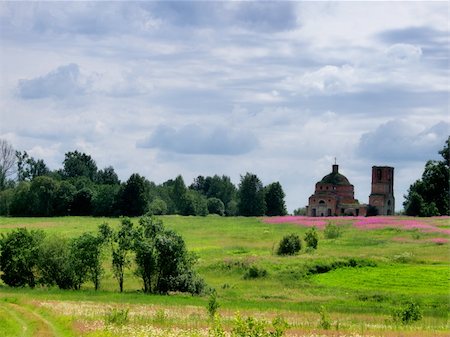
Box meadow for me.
[0,215,448,336]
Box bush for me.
[0,228,44,288]
[207,198,225,216]
[392,300,422,324]
[243,265,268,279]
[304,227,319,250]
[277,234,301,255]
[318,305,331,330]
[105,308,129,325]
[148,197,168,215]
[324,223,341,239]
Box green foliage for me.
[120,173,150,216]
[207,291,220,319]
[181,190,209,216]
[0,228,44,287]
[264,182,287,216]
[243,265,268,279]
[366,204,379,217]
[92,184,120,216]
[207,197,225,216]
[304,227,319,250]
[104,308,129,326]
[231,313,288,337]
[238,172,266,216]
[71,232,104,290]
[392,300,423,324]
[404,137,449,216]
[102,218,135,292]
[148,197,168,215]
[0,188,13,216]
[29,176,58,216]
[63,150,98,181]
[95,166,120,185]
[277,234,301,255]
[318,305,331,330]
[293,207,306,216]
[324,223,342,239]
[38,235,76,289]
[16,151,50,182]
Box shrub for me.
[207,198,225,216]
[207,291,220,319]
[243,265,268,279]
[105,308,129,325]
[304,227,319,250]
[277,234,301,255]
[392,300,422,324]
[147,197,168,215]
[318,305,331,330]
[324,223,341,239]
[0,228,44,288]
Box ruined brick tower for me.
[369,166,395,215]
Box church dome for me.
[319,164,351,185]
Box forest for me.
[0,141,287,218]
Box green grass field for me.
[0,215,449,336]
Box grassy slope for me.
[0,215,449,335]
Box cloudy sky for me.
[0,1,448,212]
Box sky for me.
[0,1,448,213]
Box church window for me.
[319,200,325,204]
[377,169,382,180]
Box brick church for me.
[306,164,394,217]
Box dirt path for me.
[7,302,58,337]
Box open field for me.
[0,215,449,336]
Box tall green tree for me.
[238,173,266,216]
[16,151,49,182]
[264,182,287,216]
[120,173,150,216]
[404,137,450,216]
[62,151,98,181]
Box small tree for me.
[392,300,423,324]
[277,234,302,255]
[71,232,105,290]
[148,197,168,215]
[100,218,135,292]
[304,227,319,250]
[324,223,341,239]
[0,228,44,288]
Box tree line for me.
[0,142,287,217]
[0,215,205,294]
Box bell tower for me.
[369,166,395,215]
